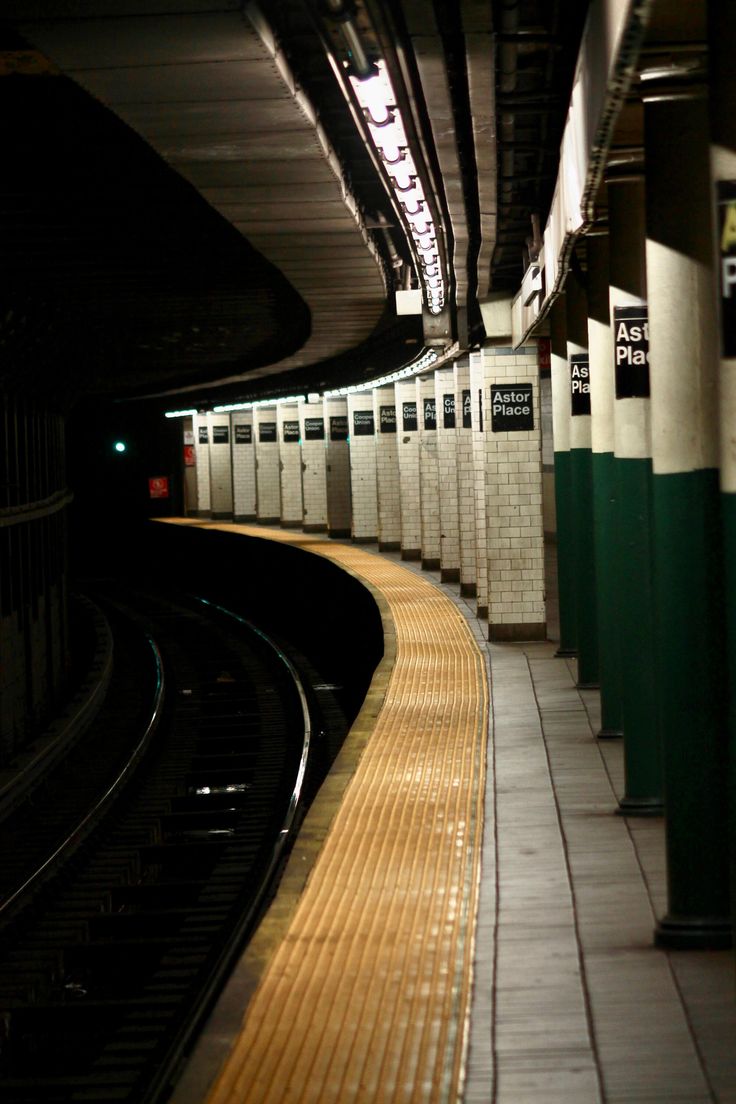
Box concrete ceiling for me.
[2,0,590,407]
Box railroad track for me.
[0,588,319,1103]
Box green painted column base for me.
[553,451,577,655]
[571,447,598,688]
[654,915,732,951]
[592,451,623,739]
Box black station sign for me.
[234,424,252,444]
[282,420,300,443]
[379,405,397,433]
[212,425,229,444]
[462,389,472,429]
[443,393,456,429]
[490,384,534,431]
[423,397,437,430]
[198,426,209,444]
[330,415,348,441]
[614,305,650,398]
[478,390,484,432]
[304,417,325,440]
[402,402,418,432]
[718,181,736,357]
[353,409,375,436]
[570,354,591,415]
[258,421,277,443]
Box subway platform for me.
[163,519,736,1104]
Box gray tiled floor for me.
[383,547,735,1104]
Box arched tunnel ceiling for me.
[2,0,589,408]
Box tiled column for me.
[277,402,303,527]
[192,412,211,517]
[373,385,401,550]
[435,365,460,582]
[395,378,421,560]
[417,373,441,570]
[299,399,328,533]
[253,405,281,524]
[207,412,233,519]
[454,357,476,596]
[483,342,546,641]
[470,351,488,618]
[182,418,198,516]
[325,398,351,538]
[231,412,256,522]
[550,298,576,654]
[347,392,378,541]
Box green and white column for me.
[609,176,662,816]
[550,298,576,656]
[566,265,598,688]
[711,0,736,940]
[588,235,623,738]
[646,88,729,947]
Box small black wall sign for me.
[614,305,649,398]
[282,420,300,443]
[353,409,375,436]
[718,181,736,357]
[258,421,277,443]
[443,393,456,429]
[198,426,209,444]
[304,417,325,440]
[478,390,483,432]
[462,389,472,429]
[212,425,230,444]
[490,384,534,431]
[423,397,437,430]
[330,415,348,441]
[402,402,418,431]
[379,405,397,433]
[570,354,591,415]
[234,424,252,444]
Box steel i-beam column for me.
[588,234,623,738]
[566,264,598,688]
[550,298,576,656]
[647,87,730,948]
[609,176,662,816]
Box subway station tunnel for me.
[3,0,736,1101]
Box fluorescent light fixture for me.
[350,60,445,315]
[323,348,440,397]
[164,408,198,419]
[212,394,305,413]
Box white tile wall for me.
[277,403,303,526]
[299,399,328,531]
[207,412,234,518]
[454,358,477,591]
[395,379,422,557]
[324,398,352,535]
[193,412,211,515]
[434,366,460,577]
[231,412,256,521]
[347,393,378,540]
[253,406,281,522]
[417,374,441,565]
[482,344,546,637]
[470,352,488,613]
[373,385,401,548]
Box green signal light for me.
[113,441,127,453]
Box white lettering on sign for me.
[570,364,590,393]
[722,257,736,298]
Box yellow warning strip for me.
[161,520,488,1104]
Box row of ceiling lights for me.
[163,349,441,418]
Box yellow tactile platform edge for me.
[161,520,488,1104]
